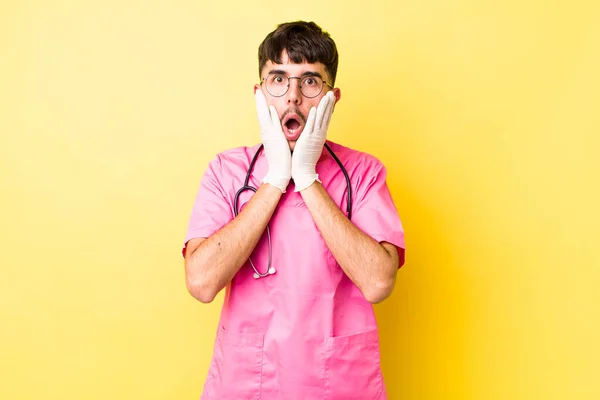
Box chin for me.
[288,140,296,152]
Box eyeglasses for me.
[260,74,334,98]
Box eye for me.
[303,77,317,86]
[270,75,286,84]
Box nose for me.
[285,77,303,105]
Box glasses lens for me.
[265,74,288,97]
[263,75,325,98]
[300,76,324,98]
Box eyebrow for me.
[267,69,324,79]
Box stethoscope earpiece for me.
[253,267,276,279]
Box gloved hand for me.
[292,91,336,192]
[255,89,291,193]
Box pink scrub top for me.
[183,141,405,400]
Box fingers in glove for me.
[317,91,336,131]
[320,92,335,131]
[314,92,330,131]
[255,89,272,128]
[304,106,317,136]
[269,105,281,129]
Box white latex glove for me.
[255,89,291,193]
[291,91,336,192]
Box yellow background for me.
[1,0,599,399]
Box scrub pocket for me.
[324,329,384,400]
[203,327,265,400]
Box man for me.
[182,21,405,400]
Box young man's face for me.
[255,50,341,151]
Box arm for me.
[291,92,402,303]
[300,182,399,304]
[184,183,282,303]
[184,89,291,303]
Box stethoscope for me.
[234,142,352,279]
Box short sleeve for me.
[182,156,233,257]
[351,160,405,266]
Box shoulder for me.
[207,143,262,173]
[325,141,386,173]
[213,143,261,163]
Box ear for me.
[332,88,341,109]
[254,84,260,94]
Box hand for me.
[255,89,291,193]
[292,91,336,192]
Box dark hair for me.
[258,21,339,85]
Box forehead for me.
[261,50,328,78]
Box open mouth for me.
[282,113,305,141]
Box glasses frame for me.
[260,75,334,99]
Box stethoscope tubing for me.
[233,143,352,278]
